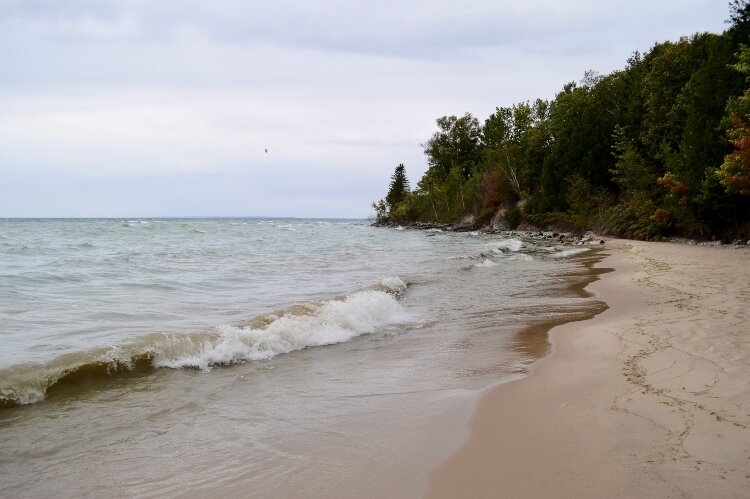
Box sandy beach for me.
[427,239,750,498]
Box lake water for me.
[0,218,604,497]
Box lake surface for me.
[0,218,603,496]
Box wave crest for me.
[0,279,411,408]
[155,289,408,370]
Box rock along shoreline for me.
[371,220,606,246]
[371,220,750,248]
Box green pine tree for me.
[386,164,410,212]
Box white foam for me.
[474,259,497,268]
[374,276,408,296]
[550,247,591,258]
[154,290,410,371]
[495,239,523,252]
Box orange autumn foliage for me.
[657,172,690,207]
[718,115,750,195]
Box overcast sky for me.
[0,0,732,218]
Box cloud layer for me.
[0,0,730,217]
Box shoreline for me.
[372,220,750,248]
[426,239,750,497]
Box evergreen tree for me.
[386,164,410,211]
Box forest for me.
[373,1,750,240]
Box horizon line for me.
[0,215,372,220]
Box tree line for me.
[374,1,750,240]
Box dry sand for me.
[427,239,750,498]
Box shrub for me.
[504,206,522,229]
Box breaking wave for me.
[494,239,524,252]
[0,277,411,408]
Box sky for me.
[0,0,733,218]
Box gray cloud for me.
[0,0,731,217]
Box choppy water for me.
[0,218,604,497]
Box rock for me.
[492,220,511,231]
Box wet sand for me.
[427,239,750,498]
